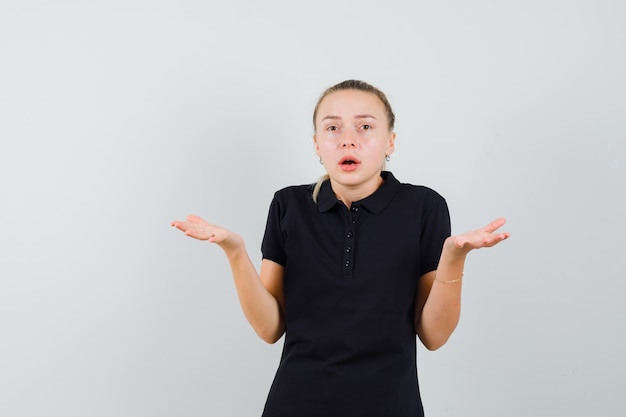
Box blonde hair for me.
[312,174,330,202]
[311,80,395,202]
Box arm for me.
[415,218,510,351]
[172,215,286,344]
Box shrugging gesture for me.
[172,80,511,416]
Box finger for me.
[171,221,187,231]
[455,238,468,249]
[185,228,211,241]
[485,232,510,247]
[186,214,205,224]
[484,217,506,233]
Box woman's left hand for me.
[448,217,510,255]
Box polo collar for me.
[317,171,401,214]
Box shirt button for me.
[352,207,359,212]
[346,232,353,238]
[345,260,350,267]
[346,246,352,253]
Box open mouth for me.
[339,156,360,165]
[339,156,360,171]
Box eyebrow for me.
[321,114,378,122]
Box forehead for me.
[316,89,386,120]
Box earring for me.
[319,157,324,165]
[385,155,391,162]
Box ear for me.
[313,134,320,156]
[386,132,396,156]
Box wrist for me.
[434,274,463,285]
[443,237,470,261]
[219,234,245,257]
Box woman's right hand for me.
[171,215,243,252]
[172,214,285,342]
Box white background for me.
[1,1,625,416]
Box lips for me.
[339,156,360,171]
[339,156,361,165]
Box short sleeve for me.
[261,194,287,266]
[419,193,451,276]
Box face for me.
[314,89,395,195]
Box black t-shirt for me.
[261,171,451,417]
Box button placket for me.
[343,205,360,276]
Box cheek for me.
[316,137,337,151]
[362,136,387,149]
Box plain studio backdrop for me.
[1,1,624,416]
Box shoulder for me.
[395,186,448,223]
[268,184,316,213]
[392,176,447,208]
[388,176,451,234]
[399,183,445,200]
[272,183,314,201]
[382,171,445,200]
[383,174,449,219]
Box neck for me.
[330,174,383,208]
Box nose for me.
[341,129,357,147]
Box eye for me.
[360,124,372,130]
[327,125,338,131]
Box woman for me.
[172,80,509,416]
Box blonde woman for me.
[172,80,509,416]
